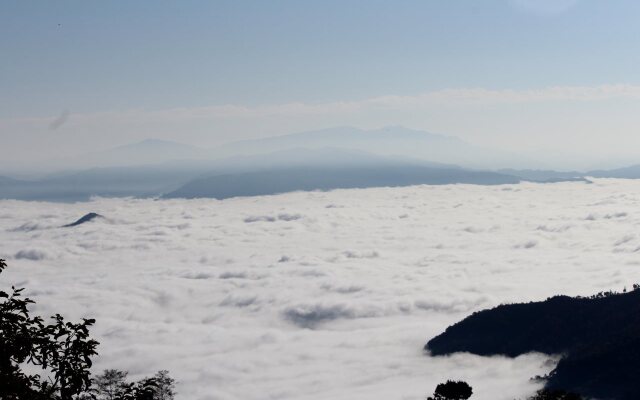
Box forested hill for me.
[426,288,640,400]
[163,165,519,199]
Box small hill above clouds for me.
[62,212,104,227]
[211,126,536,170]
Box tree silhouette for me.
[0,258,98,399]
[0,259,175,400]
[109,377,158,400]
[151,370,175,400]
[95,369,129,400]
[427,380,473,400]
[93,369,175,400]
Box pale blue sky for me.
[3,1,640,169]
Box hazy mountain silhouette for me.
[210,126,535,169]
[494,165,640,183]
[5,132,640,201]
[496,169,587,183]
[588,164,640,179]
[1,147,516,201]
[0,175,23,185]
[164,164,520,199]
[426,289,640,400]
[503,164,640,182]
[0,165,208,202]
[22,127,640,178]
[0,175,37,199]
[202,147,458,172]
[44,139,209,170]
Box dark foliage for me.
[0,258,98,399]
[425,382,582,400]
[526,389,583,400]
[151,370,176,400]
[0,259,175,400]
[93,371,158,400]
[425,288,640,400]
[94,369,129,400]
[93,369,175,400]
[427,380,473,400]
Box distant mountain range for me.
[2,126,640,201]
[589,164,640,179]
[210,126,533,170]
[37,126,535,171]
[0,165,208,202]
[0,147,517,201]
[163,163,519,200]
[42,138,209,170]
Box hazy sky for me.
[3,1,640,169]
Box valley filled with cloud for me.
[2,179,640,399]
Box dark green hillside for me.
[426,289,640,400]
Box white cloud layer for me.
[2,179,640,399]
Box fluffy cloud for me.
[2,179,640,399]
[14,249,48,260]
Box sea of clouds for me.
[2,179,640,400]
